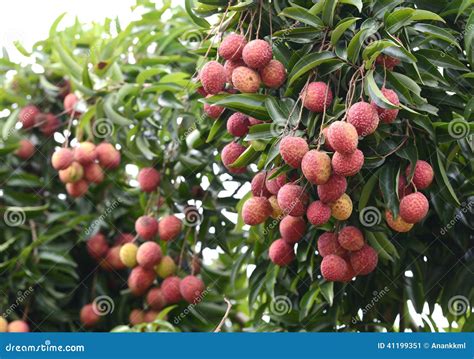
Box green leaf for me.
[320,281,334,306]
[366,231,393,262]
[379,162,399,216]
[82,62,93,89]
[358,171,379,211]
[366,69,399,109]
[330,17,359,45]
[286,51,337,87]
[13,41,31,57]
[203,94,269,120]
[416,49,468,72]
[206,119,226,143]
[321,0,338,27]
[340,0,362,12]
[104,94,133,125]
[185,0,210,28]
[229,146,258,168]
[434,149,460,206]
[53,38,83,79]
[412,24,460,49]
[279,7,323,28]
[2,108,19,140]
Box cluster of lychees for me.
[0,316,29,333]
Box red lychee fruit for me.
[96,142,121,169]
[146,287,167,310]
[137,241,162,269]
[399,192,429,223]
[128,266,156,296]
[87,233,109,260]
[74,142,97,165]
[15,139,35,160]
[340,261,356,282]
[155,255,176,278]
[337,226,365,251]
[301,82,333,113]
[265,169,287,194]
[371,88,399,124]
[280,215,306,244]
[301,150,331,185]
[242,197,272,225]
[322,127,335,151]
[84,163,104,184]
[269,238,295,266]
[242,39,272,69]
[347,101,379,136]
[0,317,7,332]
[218,33,247,60]
[38,113,61,136]
[224,59,245,85]
[317,232,346,257]
[8,320,30,332]
[307,200,331,226]
[137,167,160,193]
[66,180,89,198]
[18,105,39,129]
[200,61,226,95]
[317,174,347,203]
[180,275,205,304]
[80,304,100,328]
[129,309,145,325]
[158,215,182,242]
[232,66,261,93]
[101,245,126,271]
[398,174,414,198]
[51,148,74,170]
[64,93,79,114]
[279,136,309,168]
[321,254,349,281]
[161,276,182,303]
[227,112,250,137]
[385,210,413,233]
[376,54,400,70]
[251,171,271,198]
[59,162,84,183]
[135,215,159,240]
[405,160,434,190]
[277,184,309,216]
[221,142,246,174]
[350,245,378,275]
[260,59,286,88]
[204,100,225,119]
[327,121,358,154]
[331,149,364,177]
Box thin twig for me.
[214,297,232,332]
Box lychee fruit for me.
[0,317,7,332]
[218,33,247,60]
[321,254,349,282]
[154,255,176,278]
[38,113,61,136]
[340,261,356,282]
[158,215,182,241]
[269,238,295,266]
[66,180,89,198]
[265,169,287,194]
[330,193,353,221]
[398,174,414,199]
[399,192,429,223]
[224,59,245,85]
[146,287,167,310]
[87,233,109,260]
[347,101,379,136]
[51,148,74,170]
[301,150,331,184]
[376,54,400,70]
[74,142,97,165]
[180,275,205,304]
[242,197,272,225]
[84,162,104,184]
[337,226,364,251]
[405,160,434,190]
[385,210,413,233]
[101,245,126,271]
[115,233,135,245]
[227,112,250,137]
[301,82,333,113]
[322,127,335,151]
[260,59,286,88]
[317,174,347,203]
[221,142,246,174]
[251,171,271,198]
[137,241,162,269]
[129,309,145,325]
[268,195,283,219]
[18,105,39,129]
[161,276,182,303]
[279,136,309,168]
[119,243,138,268]
[64,93,79,114]
[137,167,160,193]
[128,266,156,296]
[332,149,364,177]
[277,184,309,216]
[327,121,358,154]
[204,95,225,119]
[242,39,272,69]
[317,232,346,257]
[8,320,30,332]
[80,304,100,328]
[96,142,121,169]
[280,215,306,244]
[15,139,35,160]
[307,200,332,226]
[135,215,159,240]
[350,245,378,275]
[232,66,261,93]
[200,61,226,95]
[371,88,399,124]
[59,161,84,183]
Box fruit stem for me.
[214,297,232,332]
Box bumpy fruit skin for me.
[260,60,286,88]
[129,309,145,325]
[84,163,104,184]
[146,287,167,310]
[301,150,331,184]
[158,215,182,242]
[317,174,347,203]
[406,160,434,190]
[399,192,429,223]
[347,101,379,136]
[242,197,272,225]
[307,201,331,226]
[251,172,271,198]
[87,233,109,260]
[280,216,306,244]
[66,180,89,198]
[242,39,272,69]
[119,243,138,268]
[322,127,335,151]
[200,61,226,95]
[8,320,30,332]
[221,142,247,174]
[232,66,261,93]
[128,267,156,296]
[38,113,60,136]
[279,136,309,168]
[268,195,283,219]
[350,245,378,275]
[0,317,7,332]
[155,255,176,278]
[385,210,413,233]
[180,275,205,304]
[269,239,295,266]
[327,121,358,154]
[96,142,121,169]
[301,82,333,113]
[74,142,97,165]
[52,148,74,170]
[15,139,35,160]
[340,261,356,282]
[332,149,364,177]
[330,193,353,221]
[265,169,286,194]
[398,174,413,199]
[80,304,100,328]
[137,241,162,269]
[338,226,364,251]
[59,162,84,183]
[19,105,39,129]
[371,88,400,123]
[64,93,78,114]
[204,101,225,119]
[277,184,309,216]
[161,276,182,303]
[376,54,400,70]
[224,59,245,85]
[227,112,250,137]
[218,33,247,60]
[321,254,349,282]
[317,232,346,257]
[138,167,160,193]
[135,215,159,240]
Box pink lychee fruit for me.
[218,33,247,60]
[180,275,205,304]
[322,127,335,151]
[96,142,121,169]
[64,93,79,114]
[371,88,400,124]
[135,216,159,240]
[242,197,272,225]
[277,184,309,217]
[158,215,182,242]
[251,171,272,198]
[301,82,333,113]
[59,162,84,183]
[74,142,97,165]
[317,174,347,203]
[242,39,272,69]
[66,180,89,198]
[80,304,100,328]
[200,61,226,95]
[224,59,245,85]
[129,309,145,325]
[18,105,39,129]
[137,241,162,269]
[204,97,225,119]
[321,254,349,281]
[137,167,160,193]
[385,210,413,233]
[307,200,331,226]
[279,136,309,168]
[405,160,434,190]
[232,66,261,93]
[337,226,365,251]
[161,276,182,303]
[260,59,286,88]
[87,233,109,261]
[15,139,35,160]
[331,149,364,177]
[221,142,246,174]
[227,112,250,137]
[51,148,74,170]
[327,121,358,154]
[347,101,379,136]
[301,150,331,184]
[317,232,346,257]
[146,287,167,310]
[269,238,295,266]
[376,55,400,70]
[280,215,306,244]
[38,113,61,136]
[350,245,378,275]
[84,162,104,184]
[399,192,429,223]
[8,320,30,332]
[128,266,156,296]
[265,169,287,195]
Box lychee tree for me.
[185,0,473,331]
